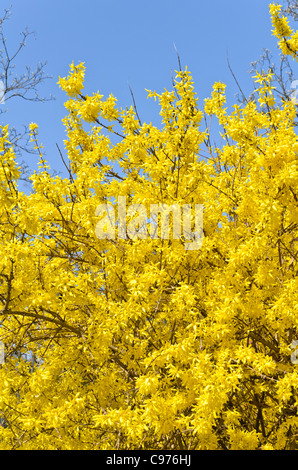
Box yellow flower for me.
[58,62,85,97]
[29,122,38,132]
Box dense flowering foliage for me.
[0,3,298,450]
[270,3,298,59]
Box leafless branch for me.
[0,6,54,159]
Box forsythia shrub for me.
[0,3,298,450]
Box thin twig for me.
[226,49,248,104]
[127,82,142,126]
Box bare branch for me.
[0,6,54,162]
[226,49,248,104]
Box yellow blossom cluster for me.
[270,3,298,59]
[0,4,297,450]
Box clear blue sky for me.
[1,0,296,181]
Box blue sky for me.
[1,0,296,183]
